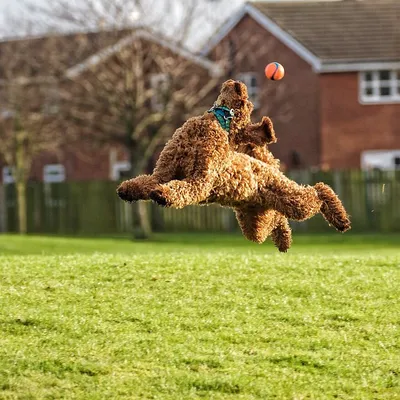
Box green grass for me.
[0,233,400,399]
[0,231,399,255]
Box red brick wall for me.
[1,36,218,183]
[45,145,112,182]
[320,73,400,169]
[0,144,115,184]
[209,14,321,169]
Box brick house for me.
[1,0,399,185]
[202,0,400,170]
[0,28,220,184]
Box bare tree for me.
[17,0,224,238]
[0,75,63,234]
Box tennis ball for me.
[265,62,285,80]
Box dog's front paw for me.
[116,182,137,202]
[150,188,172,208]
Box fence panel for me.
[2,170,400,235]
[0,184,5,232]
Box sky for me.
[0,0,30,36]
[0,0,29,20]
[0,0,244,47]
[0,0,332,47]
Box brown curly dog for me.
[117,80,351,246]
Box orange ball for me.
[265,62,285,80]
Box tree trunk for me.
[15,130,29,235]
[130,155,153,240]
[16,180,28,234]
[0,184,6,233]
[131,201,152,239]
[151,204,165,232]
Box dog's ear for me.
[241,117,276,146]
[261,116,277,144]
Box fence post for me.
[221,208,237,232]
[333,170,343,198]
[0,184,5,232]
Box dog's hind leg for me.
[235,208,292,252]
[314,182,351,232]
[257,169,350,232]
[235,208,277,244]
[260,184,323,222]
[271,214,292,252]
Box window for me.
[2,166,14,184]
[43,164,66,183]
[0,109,14,119]
[361,150,400,171]
[359,70,400,103]
[394,157,400,170]
[150,73,170,111]
[111,161,131,181]
[236,73,260,109]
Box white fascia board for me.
[66,29,222,79]
[319,61,400,73]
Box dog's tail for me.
[314,182,351,232]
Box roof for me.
[0,28,221,82]
[66,29,222,79]
[252,0,400,63]
[201,0,400,73]
[0,29,132,80]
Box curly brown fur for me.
[315,182,351,232]
[235,207,277,244]
[117,80,351,246]
[234,207,292,252]
[271,215,292,252]
[232,116,292,251]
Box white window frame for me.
[43,164,66,183]
[361,150,400,171]
[359,70,400,104]
[150,73,170,111]
[111,161,131,181]
[0,109,15,119]
[2,166,15,184]
[236,72,260,109]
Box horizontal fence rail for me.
[0,169,399,235]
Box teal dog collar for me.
[208,104,234,133]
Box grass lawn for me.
[0,233,399,399]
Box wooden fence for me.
[0,169,399,234]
